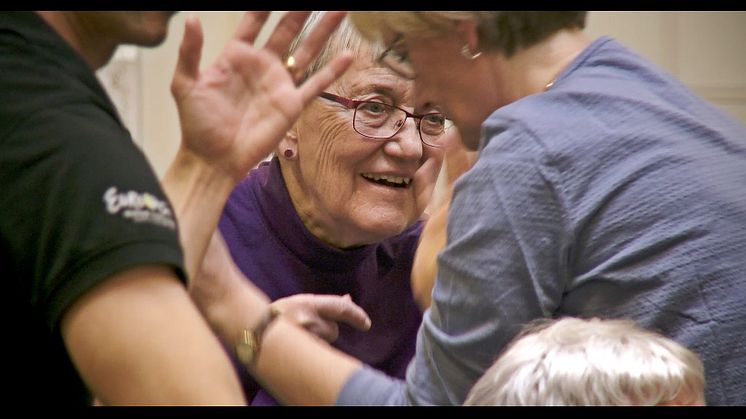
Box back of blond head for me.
[349,12,587,58]
[464,317,705,405]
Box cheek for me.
[300,113,356,195]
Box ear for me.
[455,19,481,53]
[278,129,299,160]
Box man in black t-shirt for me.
[0,11,352,404]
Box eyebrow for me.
[345,81,400,101]
[359,83,397,96]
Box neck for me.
[36,11,117,70]
[491,28,591,102]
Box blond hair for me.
[464,317,705,405]
[349,12,587,58]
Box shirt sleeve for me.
[336,365,409,405]
[1,105,186,332]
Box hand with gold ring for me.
[170,12,353,184]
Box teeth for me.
[362,173,412,186]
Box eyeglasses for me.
[377,34,415,80]
[319,92,448,148]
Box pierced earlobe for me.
[460,44,482,60]
[283,149,295,159]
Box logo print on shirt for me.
[103,186,176,230]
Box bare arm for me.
[412,129,475,310]
[191,232,363,405]
[62,266,245,405]
[411,200,449,310]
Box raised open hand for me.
[171,12,353,182]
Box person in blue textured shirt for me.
[190,11,746,405]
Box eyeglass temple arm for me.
[319,92,358,109]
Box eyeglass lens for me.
[354,102,446,147]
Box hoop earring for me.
[283,149,294,159]
[460,44,482,60]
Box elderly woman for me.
[215,13,445,405]
[191,11,746,405]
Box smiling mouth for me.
[361,173,412,188]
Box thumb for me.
[171,15,203,99]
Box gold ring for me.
[284,55,303,85]
[284,55,296,72]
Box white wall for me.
[99,11,280,177]
[585,11,746,124]
[98,11,746,176]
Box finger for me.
[307,321,340,343]
[298,52,353,105]
[313,295,371,331]
[262,11,311,56]
[281,12,347,78]
[171,15,203,99]
[279,308,339,342]
[233,11,271,44]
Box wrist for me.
[167,148,238,191]
[234,305,282,366]
[208,277,272,347]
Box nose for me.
[385,117,423,160]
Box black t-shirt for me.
[0,12,186,404]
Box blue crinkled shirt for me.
[338,36,746,406]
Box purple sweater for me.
[219,157,423,405]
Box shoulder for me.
[3,105,147,182]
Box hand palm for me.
[171,12,352,181]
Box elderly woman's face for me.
[289,52,444,248]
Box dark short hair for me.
[477,12,587,57]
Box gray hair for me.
[284,12,386,85]
[464,317,705,406]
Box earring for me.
[460,44,482,60]
[283,149,294,159]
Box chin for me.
[359,216,414,242]
[136,12,175,46]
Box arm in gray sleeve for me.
[336,365,410,405]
